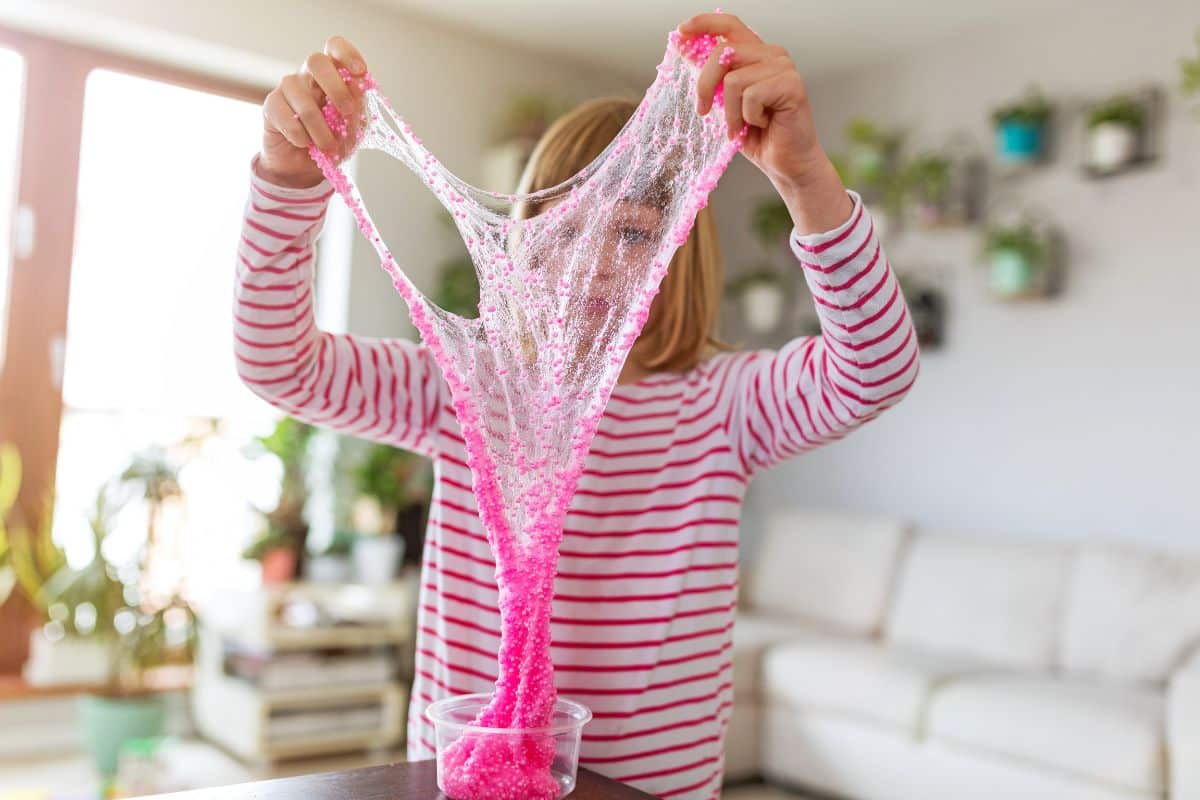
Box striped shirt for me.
[234,162,918,799]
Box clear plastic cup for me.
[425,693,592,800]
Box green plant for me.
[750,198,793,250]
[352,443,433,522]
[322,530,357,557]
[903,154,953,206]
[244,417,315,559]
[830,118,905,217]
[496,93,565,143]
[1087,95,1145,130]
[1181,28,1200,97]
[725,266,783,297]
[435,211,481,317]
[992,87,1053,126]
[16,480,194,694]
[0,443,20,604]
[983,221,1048,265]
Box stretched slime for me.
[310,24,745,800]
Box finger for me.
[695,42,784,116]
[305,52,357,118]
[723,63,778,138]
[281,74,338,152]
[325,35,367,75]
[678,12,762,44]
[264,90,312,149]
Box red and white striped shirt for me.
[234,164,917,799]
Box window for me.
[0,47,23,371]
[52,69,278,596]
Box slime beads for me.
[309,25,746,800]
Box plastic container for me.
[426,694,592,800]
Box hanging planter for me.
[1086,95,1145,173]
[981,221,1058,300]
[903,154,953,227]
[727,268,786,334]
[991,88,1053,167]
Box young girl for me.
[237,13,917,799]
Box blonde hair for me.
[514,97,726,374]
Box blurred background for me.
[0,0,1197,798]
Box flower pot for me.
[989,249,1036,298]
[353,535,405,585]
[260,547,297,584]
[1088,122,1138,172]
[306,554,353,584]
[23,630,114,686]
[79,693,167,777]
[995,119,1045,164]
[740,283,784,334]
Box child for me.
[236,13,917,799]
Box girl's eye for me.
[619,226,651,245]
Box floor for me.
[0,741,810,799]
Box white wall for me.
[745,2,1200,549]
[0,0,638,339]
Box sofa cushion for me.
[733,613,830,698]
[761,637,989,735]
[746,510,908,635]
[927,675,1166,794]
[885,532,1072,670]
[1061,540,1200,684]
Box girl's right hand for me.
[257,36,368,188]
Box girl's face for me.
[542,200,662,316]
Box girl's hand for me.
[679,13,852,233]
[257,36,368,189]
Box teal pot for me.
[989,249,1036,298]
[995,119,1045,164]
[79,693,167,777]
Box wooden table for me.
[141,759,657,799]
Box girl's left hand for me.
[678,12,852,233]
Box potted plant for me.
[242,417,314,583]
[1180,28,1200,113]
[832,119,905,221]
[307,529,356,584]
[15,478,193,777]
[903,154,954,226]
[982,221,1052,299]
[726,268,786,334]
[0,443,20,606]
[350,443,432,582]
[992,87,1052,165]
[1086,95,1145,172]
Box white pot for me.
[353,536,405,585]
[741,284,784,334]
[307,554,353,584]
[23,630,114,686]
[1088,122,1137,171]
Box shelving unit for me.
[192,579,416,763]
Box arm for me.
[725,192,918,474]
[234,161,443,457]
[1169,646,1200,797]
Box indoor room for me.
[0,1,1197,799]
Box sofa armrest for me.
[1168,646,1200,798]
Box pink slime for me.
[308,24,745,800]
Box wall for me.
[744,2,1200,550]
[0,0,639,339]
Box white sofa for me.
[727,510,1200,800]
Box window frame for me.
[0,25,266,674]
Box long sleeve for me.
[725,191,919,474]
[233,160,444,457]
